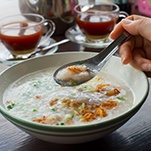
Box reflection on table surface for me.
[0,0,151,151]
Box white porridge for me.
[3,67,134,126]
[56,65,96,86]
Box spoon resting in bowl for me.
[53,32,131,86]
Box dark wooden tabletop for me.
[0,1,151,151]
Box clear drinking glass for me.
[0,13,55,58]
[74,2,128,44]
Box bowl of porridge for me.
[0,52,149,144]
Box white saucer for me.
[0,38,58,66]
[65,25,112,49]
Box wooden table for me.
[0,1,151,151]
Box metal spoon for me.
[53,31,131,86]
[29,39,70,58]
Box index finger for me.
[110,15,151,40]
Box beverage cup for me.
[0,13,55,58]
[74,2,128,43]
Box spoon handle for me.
[41,39,70,51]
[90,31,131,69]
[29,39,70,58]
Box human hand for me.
[110,15,151,72]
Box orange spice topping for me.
[67,65,86,73]
[102,100,118,109]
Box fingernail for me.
[121,54,126,64]
[148,64,151,72]
[122,19,133,24]
[141,63,151,72]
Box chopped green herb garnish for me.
[32,109,37,112]
[79,63,84,65]
[78,102,85,110]
[65,114,74,120]
[51,108,56,111]
[60,122,65,125]
[117,96,125,101]
[7,103,15,110]
[31,81,41,88]
[71,114,74,118]
[83,86,87,89]
[72,82,78,86]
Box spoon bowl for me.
[54,32,131,86]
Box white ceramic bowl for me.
[0,52,149,144]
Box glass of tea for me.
[0,13,55,58]
[74,2,128,44]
